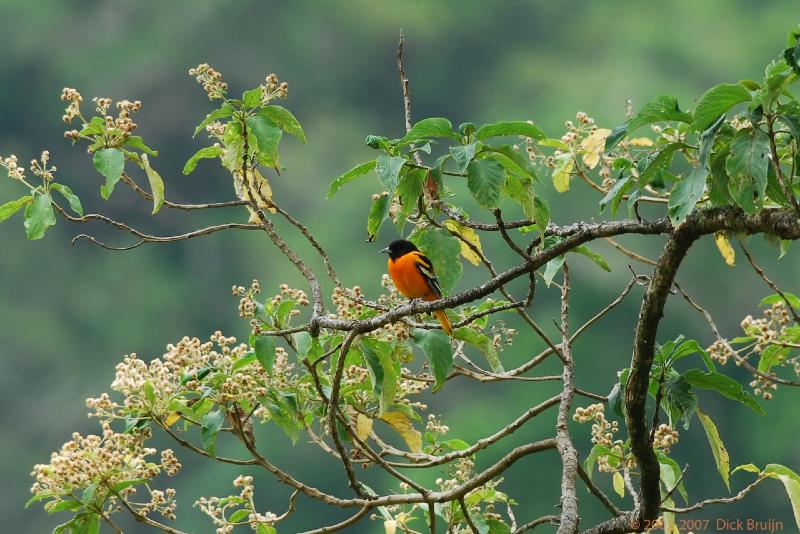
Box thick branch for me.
[555,264,580,534]
[625,229,698,528]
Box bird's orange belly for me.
[388,257,433,299]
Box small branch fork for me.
[54,35,800,534]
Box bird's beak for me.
[379,246,390,254]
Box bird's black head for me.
[379,239,419,260]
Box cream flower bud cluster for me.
[30,422,179,518]
[196,476,278,532]
[189,63,228,100]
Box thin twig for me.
[513,515,559,533]
[297,506,371,534]
[739,241,800,323]
[662,477,766,513]
[577,464,623,517]
[674,282,800,387]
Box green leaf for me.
[733,463,761,475]
[361,338,398,414]
[604,96,693,152]
[24,193,56,240]
[409,227,463,294]
[656,450,688,504]
[141,154,165,214]
[222,121,244,171]
[327,160,376,198]
[764,464,800,530]
[598,176,632,215]
[293,332,312,359]
[194,102,234,137]
[696,408,731,491]
[759,344,789,374]
[467,159,505,209]
[50,184,83,217]
[398,117,455,144]
[183,146,225,175]
[0,195,33,222]
[630,95,694,131]
[476,120,545,141]
[122,135,158,156]
[93,148,125,200]
[256,525,277,534]
[79,116,105,137]
[247,113,283,167]
[243,87,264,108]
[449,141,481,173]
[501,173,536,218]
[684,369,766,415]
[259,393,301,442]
[411,328,453,392]
[670,339,716,371]
[584,444,614,479]
[261,105,307,143]
[532,196,550,237]
[375,155,406,194]
[229,508,251,523]
[366,193,391,242]
[572,244,611,272]
[668,115,724,225]
[542,255,565,287]
[143,380,156,405]
[668,166,708,226]
[48,499,83,514]
[395,167,425,230]
[254,336,277,373]
[662,374,698,430]
[693,83,751,131]
[201,409,225,457]
[482,145,538,181]
[603,124,629,153]
[760,292,800,309]
[452,327,504,373]
[726,128,769,214]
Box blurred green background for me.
[2,1,799,532]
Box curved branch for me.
[121,172,247,210]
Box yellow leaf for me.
[714,232,735,266]
[165,413,181,427]
[380,411,422,453]
[355,413,373,441]
[662,499,680,534]
[384,519,397,534]
[141,153,165,214]
[776,474,800,530]
[579,128,611,169]
[697,408,730,491]
[628,137,654,147]
[552,153,574,193]
[233,168,276,222]
[612,471,625,498]
[443,219,482,266]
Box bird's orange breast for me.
[388,253,435,299]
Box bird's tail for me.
[435,309,453,336]
[423,294,453,336]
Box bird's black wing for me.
[413,252,443,298]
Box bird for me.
[379,239,453,336]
